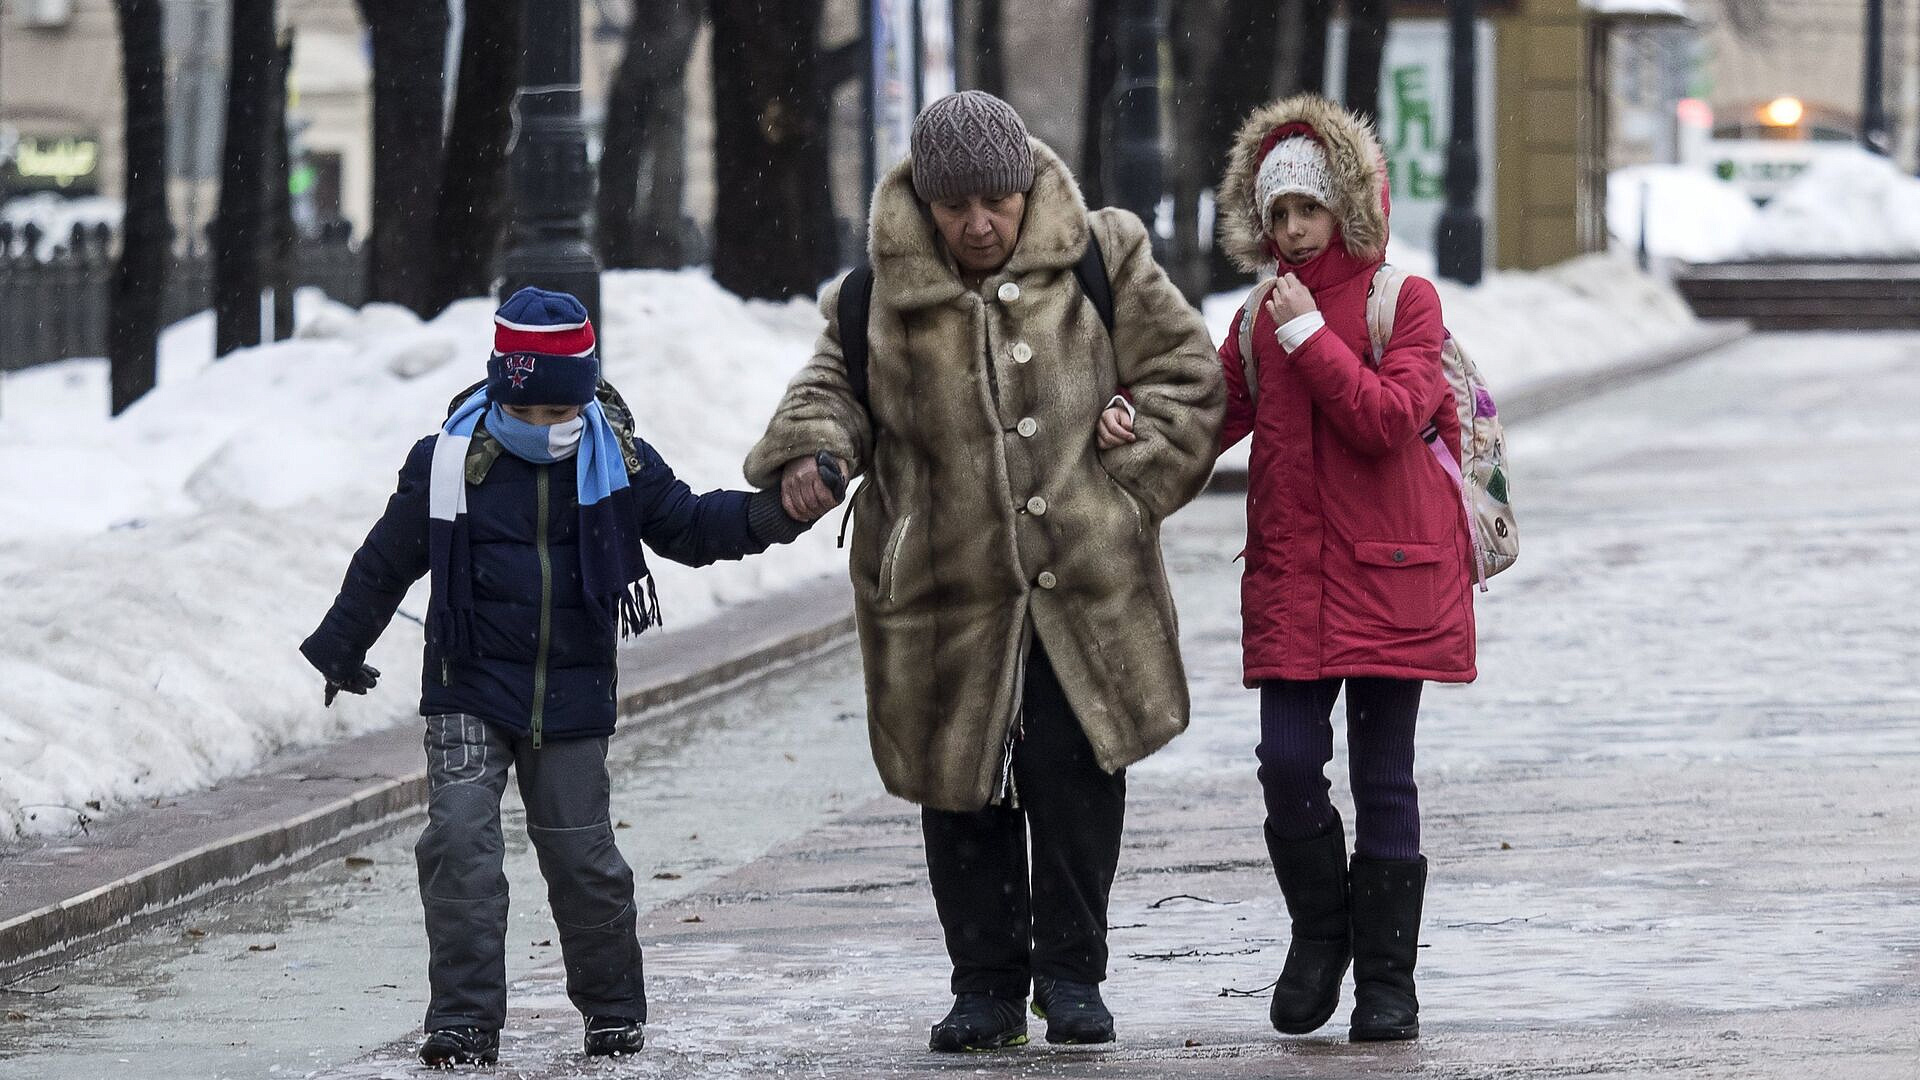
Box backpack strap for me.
[837,265,876,412]
[1234,277,1281,407]
[1364,263,1408,365]
[1073,229,1115,333]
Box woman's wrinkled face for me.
[929,192,1027,276]
[1267,193,1337,266]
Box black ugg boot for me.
[1347,854,1427,1042]
[1264,817,1352,1034]
[928,992,1029,1052]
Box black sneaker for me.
[1031,975,1116,1045]
[419,1026,499,1067]
[928,992,1029,1052]
[583,1015,646,1056]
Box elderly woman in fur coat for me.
[1102,95,1476,1041]
[746,91,1223,1053]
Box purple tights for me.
[1257,677,1423,861]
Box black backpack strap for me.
[837,265,875,412]
[1073,227,1115,334]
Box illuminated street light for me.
[1761,96,1804,128]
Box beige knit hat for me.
[909,91,1036,203]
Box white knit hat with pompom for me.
[1255,135,1336,230]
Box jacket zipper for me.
[531,466,553,748]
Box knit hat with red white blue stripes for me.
[487,287,599,406]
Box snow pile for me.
[0,272,841,841]
[0,192,121,257]
[1735,147,1920,259]
[1607,165,1758,263]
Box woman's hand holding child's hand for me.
[1264,272,1318,324]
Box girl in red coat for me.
[1101,94,1476,1041]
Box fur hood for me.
[1215,94,1390,274]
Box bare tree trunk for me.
[1296,0,1333,96]
[111,0,167,412]
[1081,0,1120,209]
[429,0,521,314]
[1206,0,1285,292]
[708,0,834,299]
[357,0,450,317]
[1345,0,1393,121]
[1166,0,1223,302]
[599,0,700,269]
[959,0,1005,96]
[269,33,296,341]
[213,0,274,357]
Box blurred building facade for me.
[3,0,1733,273]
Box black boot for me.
[583,1015,645,1056]
[1348,854,1427,1042]
[928,992,1029,1052]
[1032,975,1116,1044]
[1264,817,1352,1034]
[418,1026,499,1067]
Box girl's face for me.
[1267,193,1337,266]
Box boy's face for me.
[501,403,583,426]
[1267,193,1337,266]
[929,192,1027,276]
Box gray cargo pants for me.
[416,713,645,1032]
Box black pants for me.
[921,643,1128,1001]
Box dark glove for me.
[747,488,810,545]
[814,450,848,501]
[322,662,381,707]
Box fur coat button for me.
[1016,417,1038,437]
[1026,496,1048,515]
[1036,571,1058,589]
[1012,342,1033,363]
[997,282,1021,303]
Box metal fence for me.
[0,222,366,373]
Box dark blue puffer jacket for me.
[301,433,768,742]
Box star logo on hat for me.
[503,354,537,388]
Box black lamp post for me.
[1436,0,1483,285]
[499,0,603,329]
[1863,0,1890,155]
[1111,0,1165,233]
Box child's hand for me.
[323,663,381,707]
[781,454,847,522]
[1096,404,1136,449]
[1264,272,1318,324]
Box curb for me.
[1205,319,1752,493]
[0,574,856,985]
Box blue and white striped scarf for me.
[427,387,656,660]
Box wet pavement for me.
[6,330,1920,1077]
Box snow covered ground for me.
[0,258,1707,841]
[1609,147,1920,262]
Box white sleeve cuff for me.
[1105,394,1137,422]
[1274,311,1326,354]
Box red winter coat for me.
[1214,98,1476,686]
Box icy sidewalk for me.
[319,330,1920,1079]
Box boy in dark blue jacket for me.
[300,288,829,1067]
